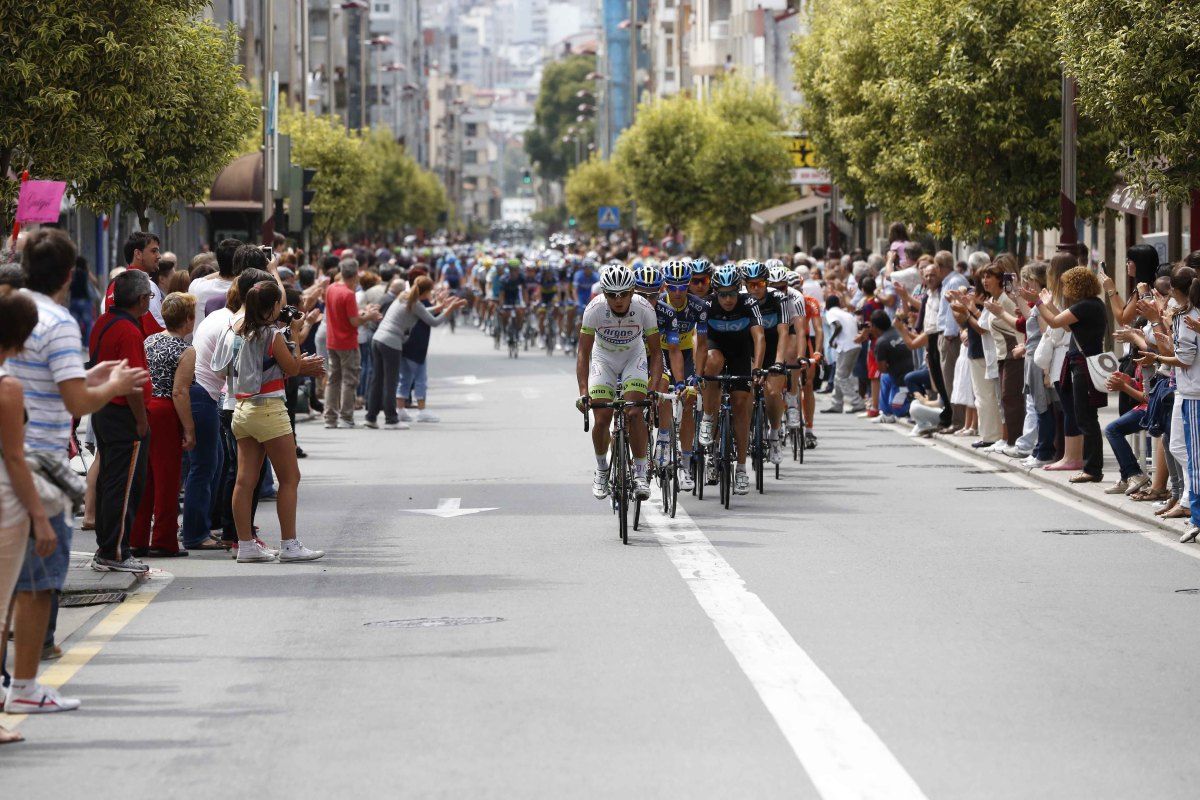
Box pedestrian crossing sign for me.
[598,206,620,230]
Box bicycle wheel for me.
[545,316,556,355]
[719,408,732,509]
[667,421,679,518]
[798,419,806,464]
[615,428,629,544]
[752,400,765,494]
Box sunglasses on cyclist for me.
[745,280,767,290]
[716,290,739,298]
[665,285,689,293]
[604,290,632,299]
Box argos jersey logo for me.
[600,327,641,345]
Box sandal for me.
[1155,500,1179,517]
[1068,473,1103,484]
[0,724,24,745]
[187,539,227,552]
[1131,488,1170,502]
[1163,505,1191,519]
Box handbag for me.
[1033,326,1060,371]
[25,450,83,513]
[1071,333,1118,393]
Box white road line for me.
[642,503,929,800]
[891,427,1200,561]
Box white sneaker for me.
[384,421,411,430]
[1125,474,1152,495]
[699,419,714,447]
[236,540,277,563]
[655,441,670,468]
[1021,455,1055,468]
[733,470,749,495]
[397,408,413,422]
[678,467,695,491]
[786,407,802,429]
[633,475,651,500]
[877,414,897,424]
[1181,525,1200,544]
[1103,479,1130,495]
[279,540,325,562]
[5,683,80,713]
[985,440,1008,453]
[415,410,440,423]
[592,469,610,499]
[768,437,782,465]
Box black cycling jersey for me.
[705,293,763,339]
[499,271,524,305]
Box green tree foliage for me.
[75,19,256,230]
[1058,0,1200,204]
[794,0,920,221]
[363,128,418,234]
[524,54,595,182]
[708,74,785,128]
[280,106,372,241]
[405,169,449,233]
[693,119,792,255]
[876,0,1114,236]
[0,0,207,227]
[613,93,710,231]
[565,155,630,235]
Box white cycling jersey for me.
[580,294,659,354]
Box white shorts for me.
[588,347,649,400]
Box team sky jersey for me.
[664,294,708,350]
[705,293,763,338]
[755,289,797,330]
[580,294,660,353]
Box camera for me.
[280,304,303,323]
[1002,273,1015,292]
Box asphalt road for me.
[6,323,1200,800]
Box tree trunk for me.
[0,147,13,234]
[1003,217,1017,255]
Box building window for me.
[465,122,478,137]
[464,150,478,164]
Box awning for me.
[189,152,263,213]
[750,194,826,233]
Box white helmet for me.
[599,263,635,293]
[767,263,789,284]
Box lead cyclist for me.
[576,264,664,502]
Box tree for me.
[613,93,710,232]
[793,0,923,224]
[363,128,418,235]
[405,169,449,233]
[1057,1,1200,204]
[692,119,793,255]
[708,74,786,129]
[565,156,631,236]
[0,0,207,228]
[279,106,372,241]
[524,54,595,183]
[875,0,1115,238]
[74,18,256,230]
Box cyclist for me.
[632,264,682,476]
[577,264,663,502]
[497,258,526,341]
[485,256,502,328]
[772,264,809,429]
[700,264,765,495]
[570,256,598,333]
[661,258,707,490]
[689,257,712,302]
[536,260,561,338]
[745,260,797,465]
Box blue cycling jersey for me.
[572,269,596,305]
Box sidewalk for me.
[865,403,1195,541]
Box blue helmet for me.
[662,258,692,286]
[633,263,664,291]
[712,264,741,289]
[740,259,767,281]
[691,257,712,275]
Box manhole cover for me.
[964,469,1003,474]
[60,591,127,608]
[956,486,1030,492]
[363,617,504,629]
[1175,589,1200,595]
[1043,529,1135,536]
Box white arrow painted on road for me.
[407,498,498,518]
[452,375,494,386]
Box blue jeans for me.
[1033,407,1056,461]
[880,373,911,417]
[357,339,374,398]
[398,358,428,402]
[1183,399,1200,528]
[182,386,222,547]
[903,367,931,398]
[1104,407,1148,481]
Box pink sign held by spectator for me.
[16,180,67,224]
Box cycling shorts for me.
[708,336,752,392]
[539,292,558,306]
[663,348,695,384]
[588,347,649,400]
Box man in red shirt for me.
[323,260,381,427]
[104,231,164,335]
[89,270,154,573]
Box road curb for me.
[869,419,1191,539]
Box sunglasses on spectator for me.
[604,290,632,299]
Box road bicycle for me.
[690,390,706,500]
[783,360,810,464]
[543,309,557,356]
[749,377,768,494]
[581,394,654,544]
[703,374,754,510]
[498,305,521,358]
[647,391,679,519]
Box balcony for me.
[709,19,729,40]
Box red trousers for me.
[131,396,183,551]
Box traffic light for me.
[522,168,532,185]
[288,165,317,233]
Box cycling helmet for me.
[767,263,789,284]
[662,259,692,286]
[581,257,598,270]
[630,258,645,272]
[764,258,784,272]
[712,264,741,290]
[691,257,712,275]
[786,271,804,289]
[633,263,664,291]
[599,264,636,293]
[740,260,767,281]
